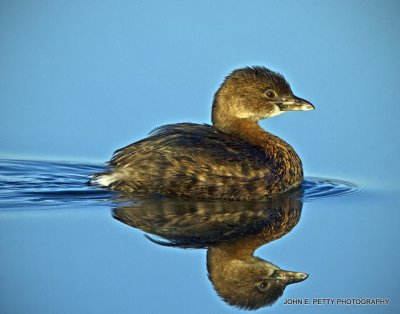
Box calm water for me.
[0,159,399,314]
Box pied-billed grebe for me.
[91,66,314,200]
[112,189,307,310]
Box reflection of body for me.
[113,189,308,310]
[92,66,314,200]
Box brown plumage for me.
[112,189,308,310]
[91,66,314,200]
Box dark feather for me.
[111,123,267,169]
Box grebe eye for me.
[265,89,277,99]
[257,281,268,291]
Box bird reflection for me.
[112,188,307,310]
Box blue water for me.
[2,1,400,313]
[0,159,356,209]
[1,159,399,313]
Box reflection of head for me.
[112,189,307,310]
[207,254,307,310]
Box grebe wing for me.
[110,123,268,168]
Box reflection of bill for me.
[113,188,308,310]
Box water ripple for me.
[302,177,358,201]
[0,159,357,210]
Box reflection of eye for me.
[257,282,268,292]
[265,89,277,99]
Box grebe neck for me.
[215,118,303,194]
[215,118,279,150]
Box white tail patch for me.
[91,174,117,187]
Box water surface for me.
[0,159,399,314]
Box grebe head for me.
[212,66,314,131]
[208,255,308,310]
